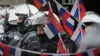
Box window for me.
[62,0,74,5]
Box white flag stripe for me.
[71,0,78,16]
[0,50,3,56]
[67,17,75,26]
[87,49,94,56]
[71,23,81,41]
[42,0,47,6]
[44,25,54,39]
[15,48,22,56]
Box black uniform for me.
[38,33,77,53]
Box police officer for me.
[35,11,77,53]
[15,13,41,56]
[2,13,22,46]
[36,24,77,53]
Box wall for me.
[0,0,25,5]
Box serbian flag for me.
[33,0,48,9]
[71,0,86,20]
[2,45,10,56]
[44,9,63,39]
[70,23,82,48]
[74,32,82,47]
[75,25,86,47]
[57,37,67,55]
[55,1,79,36]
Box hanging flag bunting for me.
[15,48,22,56]
[3,45,10,56]
[0,42,100,56]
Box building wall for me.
[0,0,25,5]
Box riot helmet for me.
[82,11,100,26]
[15,13,29,34]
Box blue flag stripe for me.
[79,0,83,4]
[66,21,74,30]
[59,8,66,16]
[47,22,58,35]
[10,47,16,55]
[39,0,43,4]
[82,52,89,56]
[75,32,81,43]
[0,47,3,52]
[74,8,79,19]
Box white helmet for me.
[8,4,39,25]
[27,11,60,26]
[82,11,100,24]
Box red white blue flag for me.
[57,37,67,54]
[55,1,79,36]
[71,0,86,20]
[33,0,48,9]
[44,9,63,39]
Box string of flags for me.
[0,42,100,56]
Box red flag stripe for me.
[33,0,42,9]
[48,9,63,32]
[76,53,82,56]
[3,45,10,56]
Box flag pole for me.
[48,0,68,53]
[58,33,69,53]
[53,0,86,27]
[48,0,52,11]
[77,0,84,42]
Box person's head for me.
[27,12,48,43]
[36,24,50,43]
[36,24,45,35]
[79,11,100,52]
[15,13,28,34]
[82,11,100,25]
